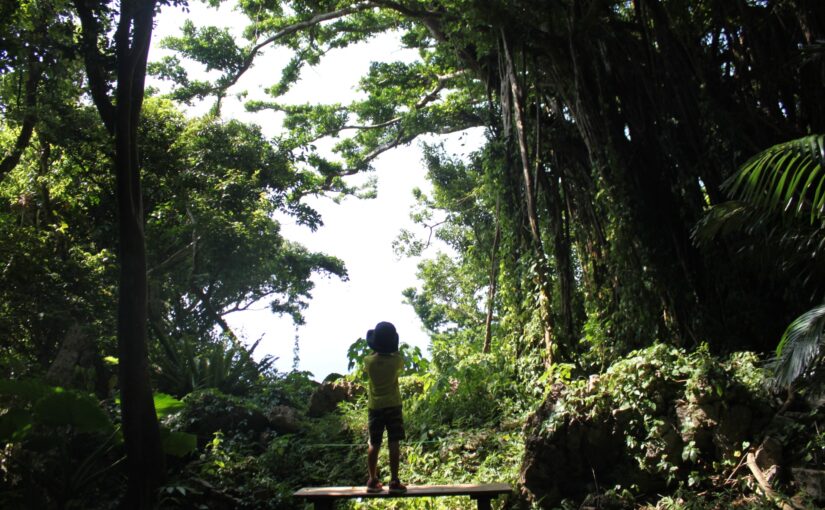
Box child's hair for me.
[366,321,399,354]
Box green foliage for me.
[346,337,372,374]
[1,1,822,508]
[169,388,270,442]
[372,428,522,510]
[0,118,118,377]
[0,379,124,508]
[154,393,198,458]
[403,253,487,334]
[167,21,246,75]
[408,353,507,432]
[265,370,320,411]
[141,101,348,332]
[154,392,186,418]
[0,380,194,459]
[161,429,198,458]
[32,390,113,434]
[643,489,778,510]
[156,373,367,510]
[0,379,114,439]
[336,373,524,510]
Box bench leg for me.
[473,496,492,510]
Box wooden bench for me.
[294,483,511,509]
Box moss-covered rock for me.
[520,345,775,508]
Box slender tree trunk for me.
[483,201,501,353]
[501,31,556,364]
[0,54,40,180]
[537,168,576,350]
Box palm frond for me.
[771,303,825,387]
[692,200,768,243]
[725,134,825,223]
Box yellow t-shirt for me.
[364,352,404,410]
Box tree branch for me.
[341,117,403,131]
[307,71,468,140]
[372,0,484,78]
[146,237,200,276]
[415,70,468,108]
[212,2,380,99]
[191,285,238,342]
[294,115,481,198]
[73,0,115,133]
[354,129,413,167]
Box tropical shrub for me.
[153,335,276,398]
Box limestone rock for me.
[268,405,301,434]
[307,380,363,417]
[520,352,777,509]
[792,468,825,504]
[714,404,752,456]
[755,436,783,483]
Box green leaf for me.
[0,378,54,403]
[160,428,198,457]
[0,408,32,441]
[154,393,185,419]
[32,391,113,433]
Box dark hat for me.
[366,321,399,353]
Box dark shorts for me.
[368,406,405,446]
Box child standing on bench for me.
[364,321,407,494]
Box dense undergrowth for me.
[3,338,822,509]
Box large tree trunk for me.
[46,324,89,386]
[74,0,164,505]
[114,1,165,506]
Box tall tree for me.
[151,0,825,370]
[73,0,164,504]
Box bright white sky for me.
[150,2,483,380]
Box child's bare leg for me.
[388,440,401,481]
[368,441,380,480]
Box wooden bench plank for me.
[294,483,511,509]
[295,482,510,498]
